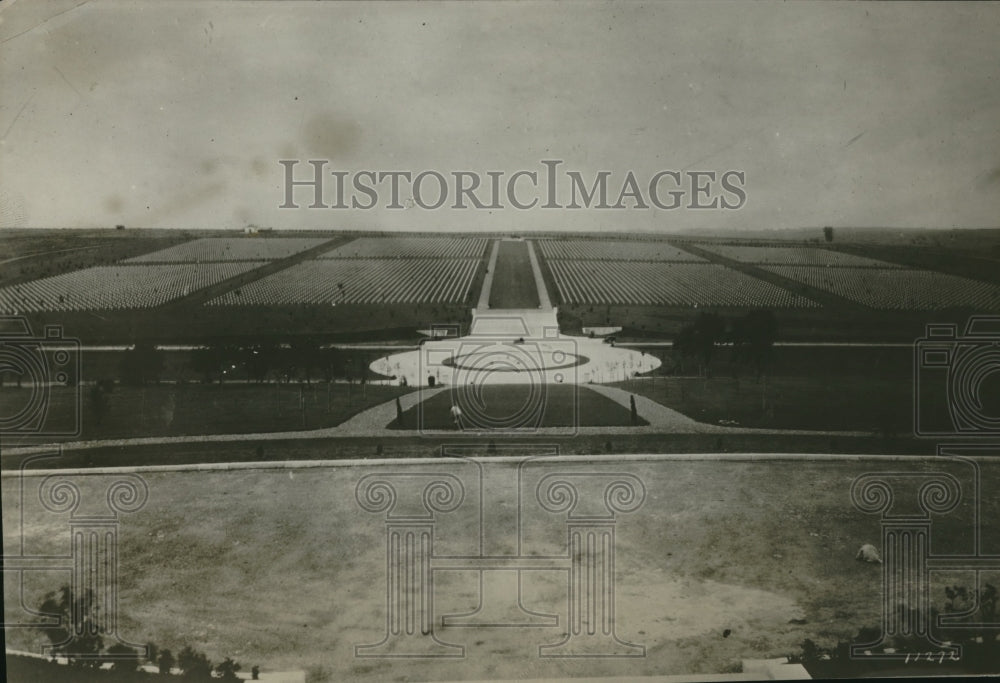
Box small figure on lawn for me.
[856,543,882,564]
[450,403,464,430]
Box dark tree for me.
[157,648,176,674]
[798,638,820,664]
[35,585,104,667]
[674,312,727,376]
[219,344,243,384]
[216,657,242,681]
[105,643,141,673]
[246,344,277,383]
[731,310,778,378]
[88,383,110,426]
[317,347,340,383]
[328,347,346,380]
[178,645,213,679]
[191,347,219,384]
[120,342,163,386]
[120,350,141,386]
[672,324,697,373]
[191,344,240,384]
[138,343,163,383]
[290,336,322,383]
[823,226,834,242]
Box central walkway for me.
[487,239,542,309]
[477,239,551,318]
[370,238,661,386]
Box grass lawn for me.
[616,374,920,433]
[16,301,472,345]
[0,383,414,444]
[389,383,647,430]
[488,241,540,308]
[4,457,994,680]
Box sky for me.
[0,0,998,233]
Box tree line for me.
[672,310,778,378]
[111,339,373,387]
[32,584,259,681]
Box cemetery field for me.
[0,262,267,313]
[545,261,818,308]
[209,258,482,306]
[758,266,1000,310]
[2,229,998,344]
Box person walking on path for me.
[395,396,405,428]
[450,403,464,430]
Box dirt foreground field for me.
[4,454,995,681]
